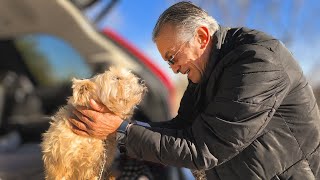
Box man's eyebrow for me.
[164,51,171,60]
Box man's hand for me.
[69,99,123,140]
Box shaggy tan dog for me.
[41,67,146,180]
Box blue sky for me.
[85,0,320,83]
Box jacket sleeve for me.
[124,45,291,170]
[148,81,198,129]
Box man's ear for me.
[196,26,210,49]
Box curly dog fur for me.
[41,67,146,180]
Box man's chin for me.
[188,77,200,84]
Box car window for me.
[14,34,92,87]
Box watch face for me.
[116,123,128,154]
[116,132,126,142]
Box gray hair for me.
[152,1,219,42]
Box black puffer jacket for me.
[122,26,320,179]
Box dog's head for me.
[69,67,147,119]
[69,78,97,108]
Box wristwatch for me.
[116,120,151,153]
[117,120,130,134]
[116,121,130,153]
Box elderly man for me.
[70,1,320,179]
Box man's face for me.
[155,24,207,83]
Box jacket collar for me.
[189,25,230,110]
[199,25,230,85]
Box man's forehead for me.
[156,38,175,59]
[155,24,181,59]
[157,23,179,42]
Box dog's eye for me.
[111,76,120,81]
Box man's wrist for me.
[117,120,130,134]
[116,120,131,154]
[115,120,150,154]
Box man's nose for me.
[171,65,180,74]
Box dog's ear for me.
[69,78,97,107]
